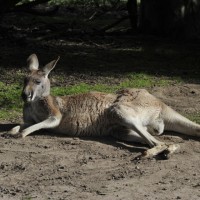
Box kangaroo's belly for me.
[54,92,116,136]
[56,111,112,136]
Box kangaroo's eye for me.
[35,79,41,85]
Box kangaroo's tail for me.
[162,105,200,137]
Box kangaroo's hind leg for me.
[147,117,164,136]
[110,105,180,159]
[110,105,162,147]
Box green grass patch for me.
[120,73,173,88]
[0,82,23,120]
[52,73,175,96]
[52,83,118,95]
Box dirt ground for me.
[0,84,200,200]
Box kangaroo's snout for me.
[21,88,34,102]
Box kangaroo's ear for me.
[27,54,39,71]
[43,56,60,77]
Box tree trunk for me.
[127,0,138,31]
[139,0,200,38]
[139,0,173,35]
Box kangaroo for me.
[6,54,200,158]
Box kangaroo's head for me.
[22,54,60,102]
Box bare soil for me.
[0,84,200,200]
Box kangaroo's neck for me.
[36,95,61,118]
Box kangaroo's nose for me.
[21,90,32,102]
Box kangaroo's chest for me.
[24,102,50,123]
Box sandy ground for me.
[0,84,200,200]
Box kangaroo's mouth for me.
[26,95,32,102]
[22,91,34,102]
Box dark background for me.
[0,0,200,83]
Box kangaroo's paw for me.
[7,126,21,135]
[1,126,21,138]
[134,143,180,161]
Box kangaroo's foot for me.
[134,143,180,160]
